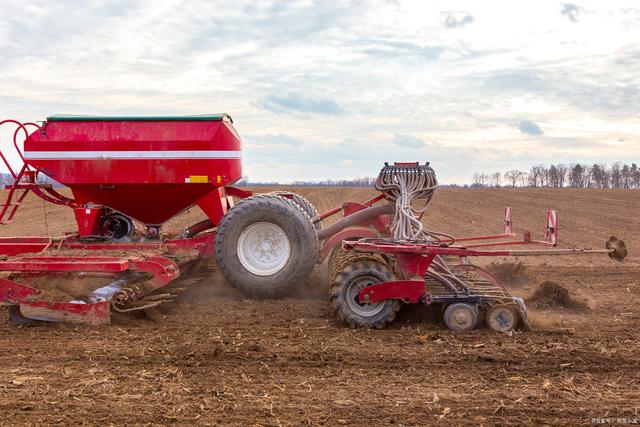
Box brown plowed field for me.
[0,187,638,426]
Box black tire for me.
[214,194,318,299]
[8,306,36,327]
[326,229,382,274]
[268,191,321,230]
[327,244,343,271]
[330,259,401,329]
[328,249,386,282]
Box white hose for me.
[375,163,454,244]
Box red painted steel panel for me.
[19,300,111,325]
[0,237,52,256]
[358,280,425,304]
[0,277,39,303]
[69,184,221,225]
[22,119,243,225]
[73,206,103,236]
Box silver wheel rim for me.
[345,276,385,317]
[487,306,517,332]
[445,303,477,331]
[237,222,291,276]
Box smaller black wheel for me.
[8,306,36,327]
[443,303,478,331]
[330,259,401,329]
[486,304,518,332]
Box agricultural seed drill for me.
[327,162,627,331]
[0,117,626,329]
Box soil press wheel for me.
[443,303,478,331]
[214,194,318,299]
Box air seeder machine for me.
[0,116,627,330]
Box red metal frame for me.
[0,254,180,325]
[18,300,110,326]
[347,235,617,306]
[359,280,425,304]
[318,226,379,262]
[317,194,391,258]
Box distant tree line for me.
[472,162,640,188]
[237,176,377,187]
[2,164,637,189]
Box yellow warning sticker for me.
[187,175,209,183]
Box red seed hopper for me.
[22,114,242,232]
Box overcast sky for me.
[1,1,639,183]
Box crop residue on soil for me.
[0,187,637,425]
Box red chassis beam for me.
[0,255,180,325]
[349,237,621,306]
[359,280,425,304]
[0,255,179,287]
[345,240,617,259]
[62,232,217,259]
[18,300,111,326]
[0,275,110,326]
[0,232,216,258]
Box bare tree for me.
[610,162,622,188]
[590,163,610,188]
[548,165,559,187]
[519,172,528,187]
[503,169,522,187]
[632,163,640,188]
[472,172,482,187]
[621,164,631,188]
[491,172,501,187]
[556,164,568,188]
[569,164,584,188]
[528,165,546,187]
[540,165,550,187]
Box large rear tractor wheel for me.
[330,258,401,329]
[214,194,318,299]
[268,191,321,230]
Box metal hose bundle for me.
[375,162,454,244]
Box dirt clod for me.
[527,281,589,310]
